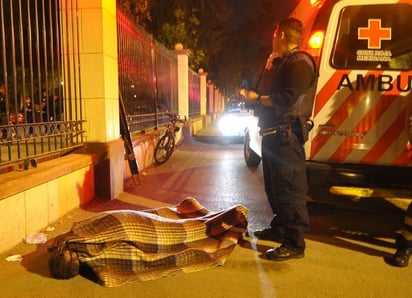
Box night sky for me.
[228,0,300,29]
[224,0,301,90]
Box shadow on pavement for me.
[20,243,51,278]
[306,200,403,258]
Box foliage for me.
[117,0,152,27]
[118,0,232,88]
[148,1,232,77]
[117,0,298,96]
[155,8,205,70]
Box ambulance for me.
[244,0,412,199]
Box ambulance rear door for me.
[309,0,412,169]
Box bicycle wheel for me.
[154,134,175,164]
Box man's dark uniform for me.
[387,202,412,266]
[257,49,317,252]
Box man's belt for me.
[260,124,291,137]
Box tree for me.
[118,0,233,87]
[154,8,205,70]
[117,0,151,26]
[117,0,298,96]
[148,0,232,72]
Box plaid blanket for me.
[50,197,248,287]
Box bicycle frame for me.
[154,113,185,164]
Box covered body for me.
[49,198,248,287]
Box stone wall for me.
[0,154,95,253]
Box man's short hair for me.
[277,17,303,45]
[49,249,80,279]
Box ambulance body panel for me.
[244,0,412,195]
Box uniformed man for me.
[240,17,317,261]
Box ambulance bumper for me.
[329,186,412,199]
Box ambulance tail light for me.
[306,30,324,62]
[407,143,412,164]
[308,30,324,51]
[310,0,322,5]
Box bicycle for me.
[154,113,186,164]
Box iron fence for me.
[189,69,200,118]
[117,8,178,132]
[116,6,201,133]
[0,0,203,171]
[0,0,85,171]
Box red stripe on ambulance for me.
[361,109,407,164]
[359,71,412,165]
[329,91,397,162]
[311,69,412,165]
[394,151,411,166]
[313,70,349,117]
[310,70,351,158]
[311,70,381,159]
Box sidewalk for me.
[2,134,412,297]
[0,137,257,297]
[0,124,243,296]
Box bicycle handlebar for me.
[165,113,178,119]
[165,113,186,123]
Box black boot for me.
[253,227,285,242]
[387,248,412,267]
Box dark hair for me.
[278,17,303,45]
[49,249,80,279]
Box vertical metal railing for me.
[0,0,85,171]
[117,6,205,133]
[189,69,200,118]
[117,8,179,132]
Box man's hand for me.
[239,88,259,105]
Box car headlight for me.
[219,114,249,136]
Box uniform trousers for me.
[397,202,412,249]
[261,130,310,250]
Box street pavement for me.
[1,121,412,298]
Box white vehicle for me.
[244,0,412,198]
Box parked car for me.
[225,99,246,113]
[219,109,253,137]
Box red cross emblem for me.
[358,19,391,49]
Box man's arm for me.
[240,58,313,109]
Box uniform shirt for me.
[257,49,316,130]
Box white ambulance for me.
[244,0,412,199]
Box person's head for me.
[49,248,80,279]
[272,17,303,56]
